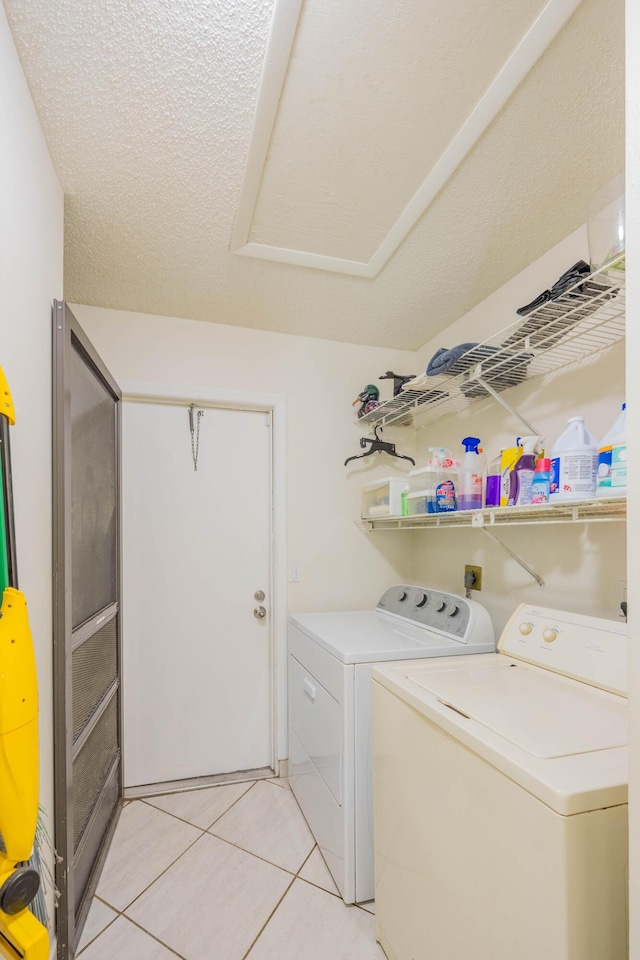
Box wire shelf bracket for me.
[481,528,545,588]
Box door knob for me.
[254,590,266,602]
[253,606,267,620]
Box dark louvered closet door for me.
[53,301,122,960]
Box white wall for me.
[411,227,626,634]
[626,0,640,952]
[0,2,64,927]
[75,219,626,638]
[72,305,418,613]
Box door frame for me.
[119,381,288,771]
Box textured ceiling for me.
[249,0,548,261]
[3,0,624,349]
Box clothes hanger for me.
[344,424,416,467]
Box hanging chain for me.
[189,404,204,472]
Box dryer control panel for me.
[376,585,473,640]
[500,603,628,696]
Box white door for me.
[122,401,272,787]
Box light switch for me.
[289,561,301,583]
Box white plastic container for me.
[596,403,627,498]
[406,490,430,516]
[407,466,432,495]
[549,417,598,501]
[361,477,408,518]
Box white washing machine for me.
[287,584,495,904]
[372,603,629,960]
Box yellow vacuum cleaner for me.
[0,369,48,960]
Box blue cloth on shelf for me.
[426,342,532,398]
[426,343,480,377]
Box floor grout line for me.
[102,820,207,915]
[238,873,297,960]
[87,780,379,958]
[204,826,305,877]
[74,911,120,957]
[123,913,190,960]
[139,777,257,833]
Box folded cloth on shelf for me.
[426,342,479,376]
[549,260,592,299]
[426,343,532,398]
[516,260,592,316]
[506,259,617,350]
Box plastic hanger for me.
[344,425,416,467]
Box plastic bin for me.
[406,490,430,516]
[361,477,408,518]
[407,466,432,494]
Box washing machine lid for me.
[409,661,627,758]
[289,610,490,664]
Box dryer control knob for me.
[436,600,446,612]
[519,622,533,636]
[543,628,558,643]
[397,590,407,601]
[447,604,459,617]
[414,593,427,607]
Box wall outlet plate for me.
[465,564,483,591]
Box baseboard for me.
[124,766,274,800]
[277,758,290,778]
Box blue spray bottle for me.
[508,435,543,506]
[459,437,484,511]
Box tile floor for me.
[76,777,383,960]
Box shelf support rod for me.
[481,528,545,588]
[474,378,540,436]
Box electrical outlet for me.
[618,580,627,618]
[464,564,482,592]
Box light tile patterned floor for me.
[76,779,383,959]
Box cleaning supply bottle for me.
[485,452,501,507]
[508,436,543,506]
[531,458,551,504]
[549,417,598,501]
[596,403,627,497]
[458,437,484,511]
[427,447,457,513]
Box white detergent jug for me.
[549,417,598,501]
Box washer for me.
[372,603,628,960]
[287,584,494,904]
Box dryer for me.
[287,584,494,904]
[372,603,628,960]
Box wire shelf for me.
[359,257,625,429]
[359,496,626,531]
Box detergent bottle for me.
[596,403,627,498]
[485,452,502,507]
[549,417,598,501]
[458,437,484,511]
[508,436,543,506]
[427,447,457,513]
[530,458,552,504]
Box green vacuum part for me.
[0,467,8,597]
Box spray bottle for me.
[508,436,543,507]
[458,437,485,511]
[426,448,457,513]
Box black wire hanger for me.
[344,424,416,467]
